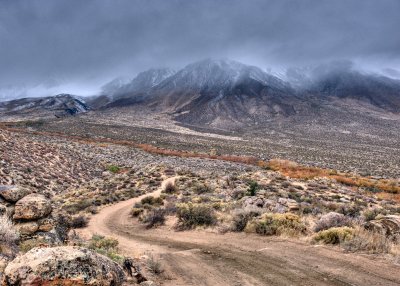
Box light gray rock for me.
[0,186,31,203]
[2,246,125,286]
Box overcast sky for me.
[1,0,400,99]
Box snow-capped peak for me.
[157,58,288,92]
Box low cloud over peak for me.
[1,0,400,100]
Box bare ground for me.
[78,177,400,286]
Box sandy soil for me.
[78,177,400,286]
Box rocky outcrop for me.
[314,212,351,232]
[242,196,300,213]
[0,185,31,203]
[2,246,125,286]
[364,215,400,237]
[13,194,51,220]
[0,186,56,240]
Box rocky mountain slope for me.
[0,94,89,119]
[1,59,400,129]
[103,68,176,107]
[98,59,400,129]
[104,59,310,128]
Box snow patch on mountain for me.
[156,58,290,92]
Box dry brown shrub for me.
[342,227,394,254]
[0,216,19,254]
[268,159,400,194]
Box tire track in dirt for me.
[78,177,400,286]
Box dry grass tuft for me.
[0,215,19,250]
[146,253,164,275]
[342,227,394,254]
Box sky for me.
[0,0,400,99]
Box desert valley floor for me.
[1,113,400,285]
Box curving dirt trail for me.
[78,177,400,286]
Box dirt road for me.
[78,177,400,286]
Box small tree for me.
[247,181,259,196]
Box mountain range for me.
[0,94,89,119]
[1,59,400,128]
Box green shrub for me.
[247,181,259,196]
[63,199,94,214]
[313,227,354,245]
[245,213,306,236]
[163,182,178,194]
[88,234,122,263]
[141,196,164,206]
[71,215,88,228]
[89,234,118,250]
[107,165,120,173]
[176,203,216,229]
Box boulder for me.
[364,215,400,237]
[2,246,125,286]
[263,199,275,209]
[314,212,350,232]
[14,221,39,235]
[37,217,55,232]
[13,194,51,220]
[0,186,31,203]
[243,197,265,209]
[274,204,287,213]
[37,217,56,231]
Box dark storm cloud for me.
[0,0,400,97]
